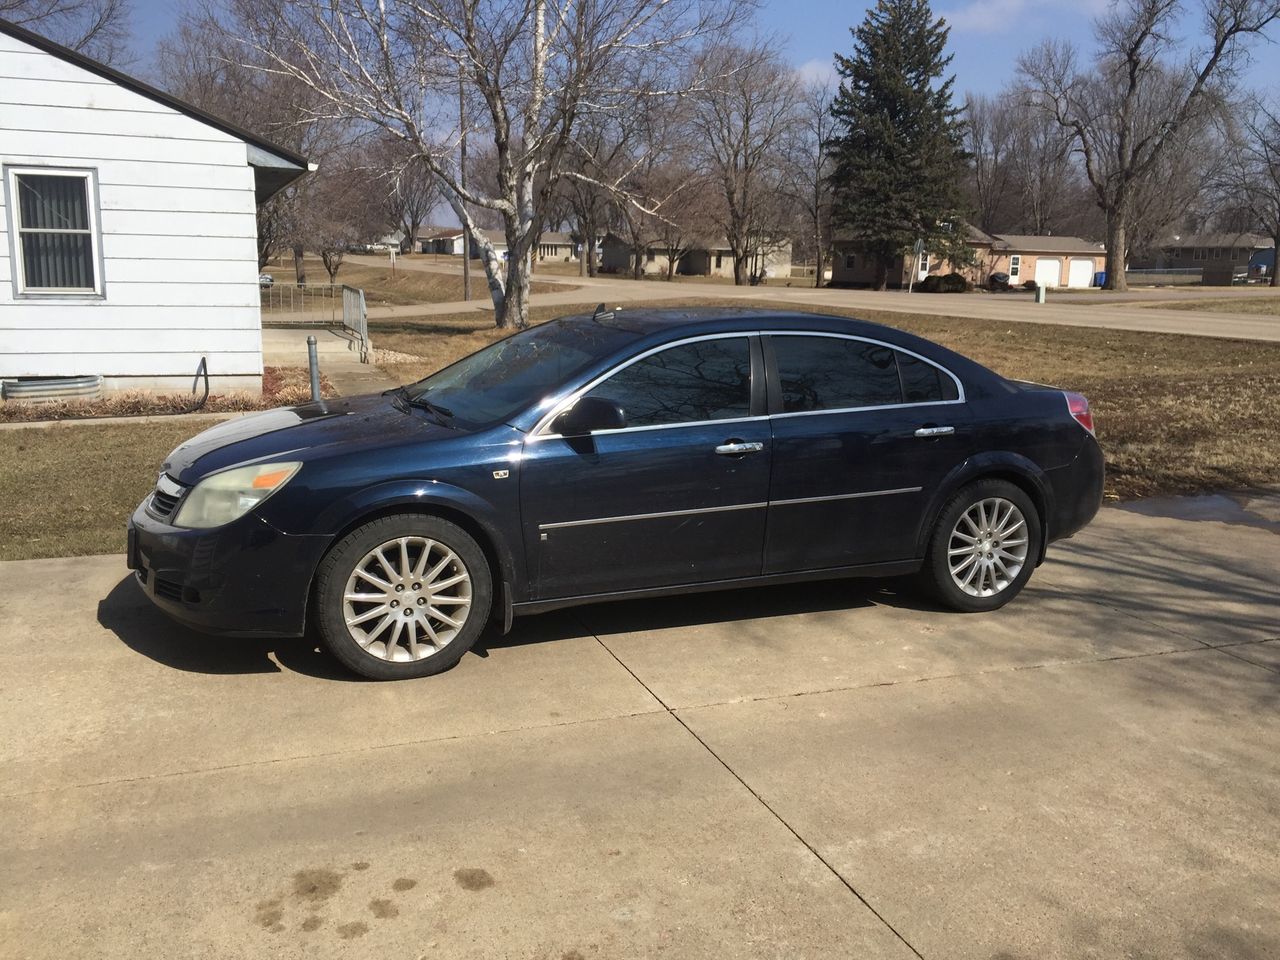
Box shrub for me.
[917,271,972,293]
[1023,279,1039,291]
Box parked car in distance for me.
[128,308,1104,680]
[258,273,273,288]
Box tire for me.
[313,513,493,680]
[921,479,1042,613]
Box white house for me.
[0,19,310,396]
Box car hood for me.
[163,394,457,484]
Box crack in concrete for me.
[580,614,928,960]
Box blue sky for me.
[130,0,1279,97]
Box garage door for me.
[1067,258,1094,288]
[1034,258,1062,288]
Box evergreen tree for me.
[828,0,969,289]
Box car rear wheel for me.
[922,479,1042,612]
[314,514,492,680]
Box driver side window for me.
[583,337,752,428]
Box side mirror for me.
[553,396,627,436]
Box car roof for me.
[558,307,978,369]
[565,306,904,340]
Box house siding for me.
[0,29,263,393]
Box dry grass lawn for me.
[370,297,1280,502]
[1157,296,1280,316]
[2,298,1274,561]
[261,255,571,308]
[0,420,213,561]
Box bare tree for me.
[562,115,636,277]
[782,79,834,287]
[229,0,745,328]
[378,141,443,252]
[964,93,1016,234]
[2,0,132,62]
[647,163,717,279]
[156,9,336,273]
[693,43,800,285]
[1218,101,1280,286]
[1004,90,1079,235]
[1019,0,1280,290]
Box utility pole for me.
[459,68,471,302]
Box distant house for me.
[535,231,575,262]
[599,234,793,280]
[469,228,508,261]
[0,19,309,395]
[832,227,1105,289]
[419,227,466,256]
[1130,232,1273,281]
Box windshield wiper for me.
[393,387,454,424]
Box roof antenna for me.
[592,303,615,321]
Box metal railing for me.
[261,282,342,320]
[342,285,370,363]
[1124,267,1203,286]
[261,282,371,363]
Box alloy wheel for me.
[947,497,1029,598]
[342,537,473,661]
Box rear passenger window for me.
[771,336,901,412]
[897,352,959,403]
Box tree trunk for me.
[1104,213,1128,292]
[632,245,644,280]
[579,229,591,277]
[873,256,888,291]
[733,253,747,285]
[813,223,824,289]
[1272,232,1280,287]
[293,244,306,285]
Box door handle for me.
[914,426,955,438]
[715,441,765,456]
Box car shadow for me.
[98,572,928,677]
[96,576,364,681]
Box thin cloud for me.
[796,57,838,87]
[943,0,1108,34]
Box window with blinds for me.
[6,168,102,296]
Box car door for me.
[520,334,771,599]
[762,332,971,573]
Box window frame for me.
[3,165,105,299]
[1009,254,1021,279]
[532,333,764,439]
[763,331,965,418]
[531,330,966,440]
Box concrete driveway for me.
[1,499,1277,959]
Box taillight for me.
[1064,391,1094,435]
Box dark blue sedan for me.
[129,308,1104,680]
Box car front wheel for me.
[314,514,492,679]
[922,479,1042,612]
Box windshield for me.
[401,317,640,428]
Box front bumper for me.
[128,502,331,637]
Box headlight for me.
[173,461,301,529]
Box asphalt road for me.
[2,494,1277,958]
[349,255,1280,342]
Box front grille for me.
[146,474,187,521]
